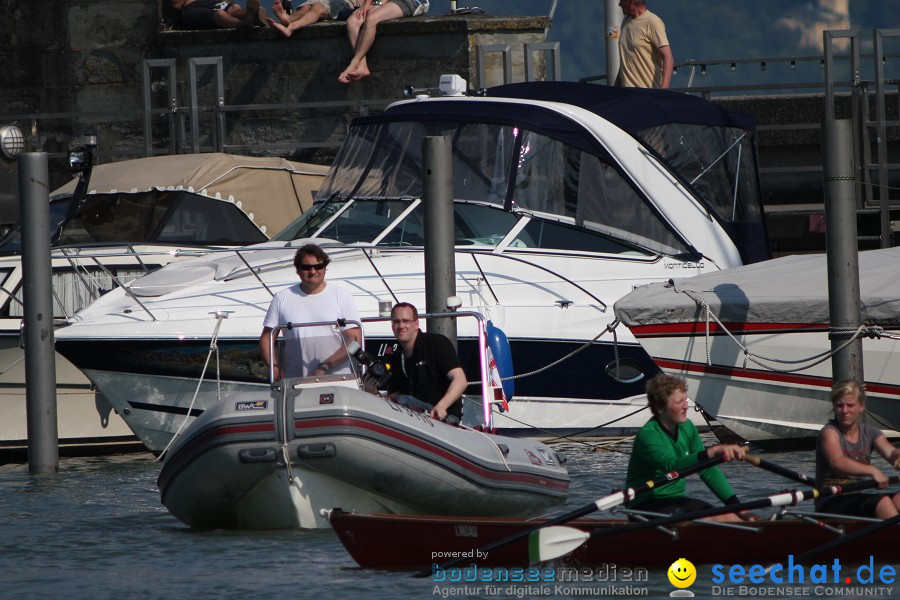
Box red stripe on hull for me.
[631,322,826,336]
[654,358,831,389]
[654,359,900,398]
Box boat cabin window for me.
[317,199,414,244]
[512,134,687,256]
[54,191,267,246]
[640,123,763,224]
[519,219,648,255]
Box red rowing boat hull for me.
[328,510,900,570]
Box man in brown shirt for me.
[615,0,674,89]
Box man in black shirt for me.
[385,302,466,424]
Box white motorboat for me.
[614,247,900,447]
[0,153,327,457]
[55,82,768,453]
[158,314,569,530]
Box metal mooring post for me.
[422,136,457,348]
[604,0,621,85]
[822,119,863,385]
[19,152,59,474]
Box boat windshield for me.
[275,120,688,257]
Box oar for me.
[414,454,725,577]
[744,455,812,486]
[533,475,900,563]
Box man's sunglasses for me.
[299,263,326,271]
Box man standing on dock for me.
[615,0,673,89]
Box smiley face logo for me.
[667,558,696,588]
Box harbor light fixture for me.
[0,125,25,160]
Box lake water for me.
[1,436,896,600]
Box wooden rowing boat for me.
[326,509,900,570]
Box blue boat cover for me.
[487,81,755,134]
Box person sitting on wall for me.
[338,0,430,83]
[383,302,467,425]
[268,0,359,38]
[171,0,265,30]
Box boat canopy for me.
[489,83,766,264]
[0,154,329,254]
[50,153,329,235]
[614,246,900,327]
[280,83,766,264]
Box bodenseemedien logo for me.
[668,558,697,597]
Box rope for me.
[459,423,513,471]
[0,355,24,378]
[542,404,648,444]
[466,319,622,386]
[464,394,634,452]
[834,176,900,193]
[156,312,229,461]
[683,289,883,374]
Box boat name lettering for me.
[319,394,334,405]
[453,525,478,538]
[377,343,397,357]
[387,401,435,427]
[664,261,705,270]
[235,400,268,411]
[525,450,543,466]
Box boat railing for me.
[51,241,616,324]
[270,310,496,428]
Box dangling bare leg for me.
[338,2,403,83]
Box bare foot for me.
[338,63,371,84]
[272,0,290,26]
[267,17,293,37]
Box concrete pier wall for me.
[2,1,894,252]
[0,1,548,225]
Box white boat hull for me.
[632,328,900,444]
[471,394,707,438]
[0,338,136,454]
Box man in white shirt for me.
[260,244,361,379]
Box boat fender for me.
[486,321,514,401]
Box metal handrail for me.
[580,50,900,96]
[269,310,495,427]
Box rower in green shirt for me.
[625,373,759,522]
